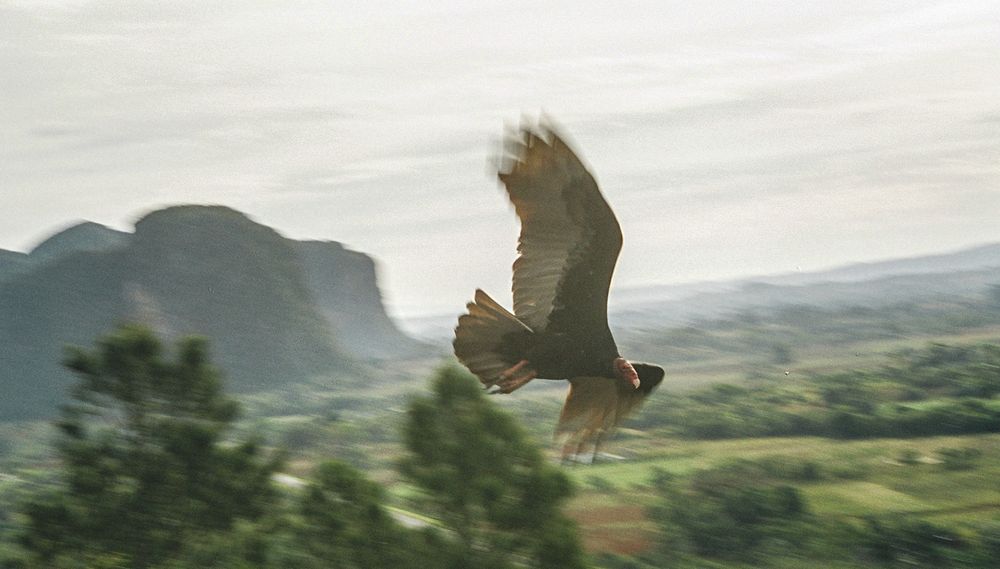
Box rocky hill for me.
[27,221,129,265]
[296,240,425,360]
[0,222,128,284]
[0,250,29,282]
[0,206,427,420]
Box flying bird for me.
[453,118,664,460]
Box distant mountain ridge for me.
[747,243,1000,287]
[612,243,1000,309]
[0,205,427,420]
[610,242,1000,329]
[400,242,1000,339]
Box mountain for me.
[0,249,29,282]
[610,243,1000,329]
[0,205,426,420]
[747,243,1000,287]
[296,241,427,360]
[0,222,128,284]
[28,221,129,265]
[612,267,1000,330]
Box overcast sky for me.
[3,0,999,321]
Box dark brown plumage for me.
[453,118,664,459]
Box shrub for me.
[935,447,982,471]
[652,462,809,561]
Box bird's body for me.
[496,324,617,379]
[453,118,664,459]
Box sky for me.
[3,0,1000,322]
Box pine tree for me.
[296,460,447,569]
[19,325,281,568]
[399,365,586,569]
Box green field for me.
[561,434,1000,567]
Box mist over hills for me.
[749,243,1000,287]
[295,240,425,360]
[402,243,1000,339]
[609,243,1000,330]
[0,205,428,420]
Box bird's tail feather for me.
[453,289,531,387]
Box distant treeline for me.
[634,342,1000,440]
[624,284,1000,366]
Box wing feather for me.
[498,119,622,333]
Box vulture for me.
[453,118,664,460]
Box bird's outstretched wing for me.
[556,364,664,458]
[498,119,622,335]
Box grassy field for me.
[376,431,1000,562]
[561,433,1000,560]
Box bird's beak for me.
[631,376,641,389]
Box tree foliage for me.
[295,460,447,569]
[649,461,808,561]
[9,334,588,569]
[399,365,585,569]
[18,325,281,568]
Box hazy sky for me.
[3,1,1000,320]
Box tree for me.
[296,460,447,569]
[649,461,808,561]
[19,325,281,568]
[399,366,586,569]
[152,458,450,569]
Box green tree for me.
[19,325,281,569]
[399,366,585,569]
[649,461,808,561]
[296,460,446,569]
[151,459,449,569]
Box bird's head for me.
[613,357,641,389]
